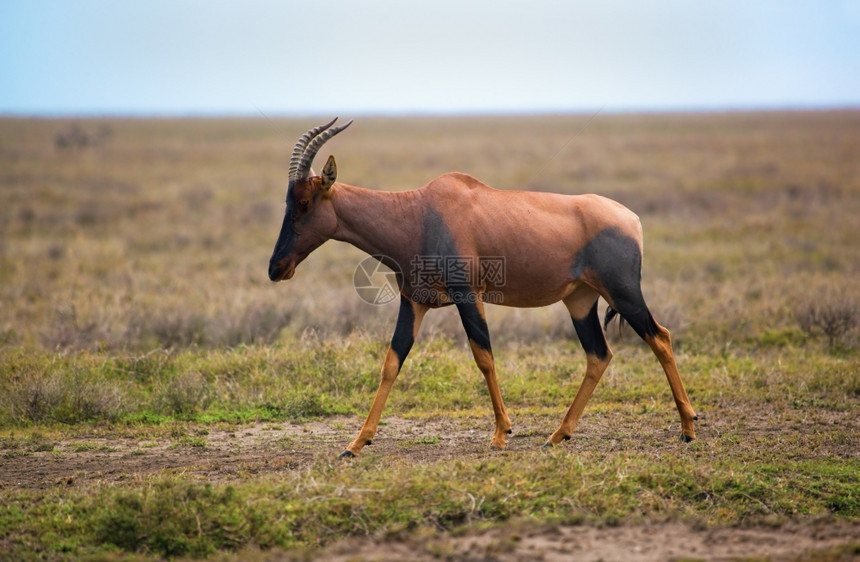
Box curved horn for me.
[288,118,338,181]
[295,119,353,181]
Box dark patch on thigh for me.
[571,228,640,284]
[572,228,658,340]
[571,228,642,306]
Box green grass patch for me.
[170,436,207,449]
[1,453,857,560]
[1,342,857,430]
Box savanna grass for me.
[1,112,858,559]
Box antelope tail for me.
[603,306,622,331]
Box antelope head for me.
[268,118,352,282]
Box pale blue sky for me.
[2,1,859,115]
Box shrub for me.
[3,369,130,424]
[218,301,292,347]
[154,370,213,415]
[41,306,106,351]
[5,375,64,423]
[148,311,209,349]
[795,292,858,350]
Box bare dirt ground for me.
[2,416,495,489]
[4,407,858,489]
[307,520,860,562]
[2,412,858,561]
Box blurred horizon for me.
[3,104,860,120]
[2,1,860,117]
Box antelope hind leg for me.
[545,298,612,447]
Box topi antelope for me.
[269,118,697,458]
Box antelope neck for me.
[330,183,425,259]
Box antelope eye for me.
[297,199,309,208]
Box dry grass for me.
[2,112,858,353]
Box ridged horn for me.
[295,119,353,181]
[288,118,338,181]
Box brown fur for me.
[328,173,641,307]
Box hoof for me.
[679,434,694,443]
[540,441,553,449]
[337,450,356,459]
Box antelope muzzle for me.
[268,255,296,282]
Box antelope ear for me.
[321,155,337,190]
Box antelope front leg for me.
[339,296,427,458]
[456,295,512,450]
